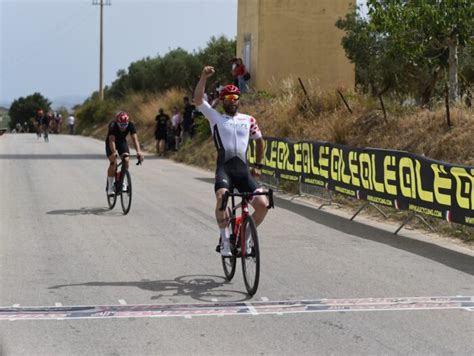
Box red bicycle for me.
[106,155,141,215]
[219,189,274,296]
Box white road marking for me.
[1,296,472,321]
[211,298,218,302]
[118,299,127,305]
[55,303,62,307]
[246,302,259,316]
[261,297,269,302]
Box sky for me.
[0,0,365,108]
[0,0,238,107]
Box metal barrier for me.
[260,176,435,235]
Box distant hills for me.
[51,95,88,110]
[0,95,87,111]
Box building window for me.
[243,33,252,72]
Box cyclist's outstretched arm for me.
[194,66,215,106]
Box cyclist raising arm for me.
[194,65,268,257]
[106,111,144,196]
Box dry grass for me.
[241,82,474,167]
[82,88,187,153]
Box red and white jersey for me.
[197,100,262,164]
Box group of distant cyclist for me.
[34,109,63,142]
[104,66,270,258]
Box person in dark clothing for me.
[155,108,170,156]
[105,111,144,196]
[35,109,45,139]
[43,112,52,142]
[182,96,195,144]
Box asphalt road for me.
[1,133,473,355]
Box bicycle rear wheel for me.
[241,216,260,296]
[106,179,117,209]
[221,208,237,281]
[120,170,132,215]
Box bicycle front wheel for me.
[120,170,132,215]
[106,180,117,209]
[241,216,260,296]
[222,208,237,281]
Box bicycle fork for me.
[238,203,250,255]
[115,169,124,194]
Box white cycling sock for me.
[107,176,114,189]
[219,227,230,242]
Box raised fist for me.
[201,66,215,79]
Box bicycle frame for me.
[221,189,274,256]
[114,155,141,194]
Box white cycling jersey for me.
[197,100,262,164]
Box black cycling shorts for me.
[105,140,129,157]
[215,157,259,193]
[155,131,167,140]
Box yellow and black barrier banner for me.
[248,138,474,227]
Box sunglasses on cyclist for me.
[222,94,240,102]
[118,123,129,129]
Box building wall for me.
[237,0,355,92]
[236,0,260,79]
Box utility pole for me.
[92,0,111,101]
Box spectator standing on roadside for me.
[230,58,239,87]
[54,112,62,133]
[182,96,195,144]
[208,91,219,108]
[215,82,224,97]
[232,58,247,94]
[171,107,182,151]
[155,108,170,156]
[67,114,75,135]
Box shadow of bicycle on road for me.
[49,274,250,302]
[46,207,123,216]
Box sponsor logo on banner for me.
[247,137,474,227]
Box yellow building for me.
[237,0,355,92]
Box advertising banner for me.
[247,137,474,226]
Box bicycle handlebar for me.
[117,156,142,167]
[219,189,274,211]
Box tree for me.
[197,35,236,86]
[104,35,236,101]
[459,42,474,101]
[336,9,402,96]
[367,0,474,103]
[8,93,51,130]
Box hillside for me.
[75,87,474,242]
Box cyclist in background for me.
[42,112,52,142]
[35,109,44,139]
[105,111,144,196]
[194,65,268,257]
